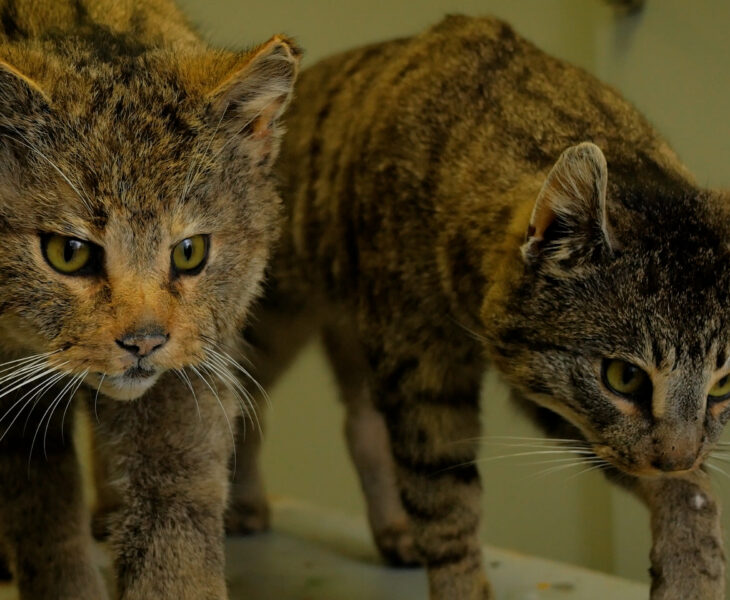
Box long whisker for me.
[31,370,81,462]
[60,369,89,443]
[0,350,59,375]
[0,370,66,443]
[0,360,69,405]
[0,356,59,387]
[564,461,612,481]
[94,373,106,424]
[477,449,596,463]
[463,435,591,445]
[204,344,269,408]
[175,367,201,420]
[526,455,609,480]
[202,359,261,435]
[450,316,488,344]
[190,365,237,473]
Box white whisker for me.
[175,367,201,420]
[60,369,89,442]
[190,365,236,473]
[0,371,66,443]
[94,372,106,423]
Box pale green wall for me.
[177,0,730,585]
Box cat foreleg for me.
[0,399,107,600]
[635,472,725,600]
[97,375,235,600]
[373,357,491,600]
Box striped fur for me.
[0,1,299,598]
[230,16,729,600]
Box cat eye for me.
[602,359,651,401]
[171,234,209,275]
[41,234,100,275]
[708,375,730,402]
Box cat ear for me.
[522,142,615,265]
[207,35,300,164]
[0,60,51,131]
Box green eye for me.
[42,234,92,274]
[709,375,730,402]
[172,234,209,274]
[602,359,650,398]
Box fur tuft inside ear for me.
[522,142,614,264]
[207,35,300,163]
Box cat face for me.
[0,36,299,400]
[487,143,730,477]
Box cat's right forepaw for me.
[225,498,271,535]
[373,521,422,567]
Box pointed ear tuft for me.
[207,35,300,163]
[522,142,615,265]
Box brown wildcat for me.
[0,0,298,598]
[227,15,728,600]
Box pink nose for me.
[116,331,169,357]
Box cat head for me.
[0,33,299,400]
[486,142,730,477]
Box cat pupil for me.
[64,240,79,263]
[622,365,637,385]
[183,240,193,261]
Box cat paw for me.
[225,498,271,535]
[373,522,422,567]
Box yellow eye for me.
[602,359,649,398]
[709,375,730,401]
[42,234,92,274]
[172,235,209,274]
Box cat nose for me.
[116,329,169,357]
[651,449,697,473]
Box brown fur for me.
[229,16,729,599]
[0,0,299,598]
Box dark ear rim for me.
[209,34,301,97]
[522,142,614,262]
[207,34,301,137]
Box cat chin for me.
[89,372,162,401]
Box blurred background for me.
[177,0,730,586]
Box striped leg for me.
[374,362,491,599]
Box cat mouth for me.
[123,366,157,379]
[89,367,162,400]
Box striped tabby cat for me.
[0,0,298,598]
[228,15,728,600]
